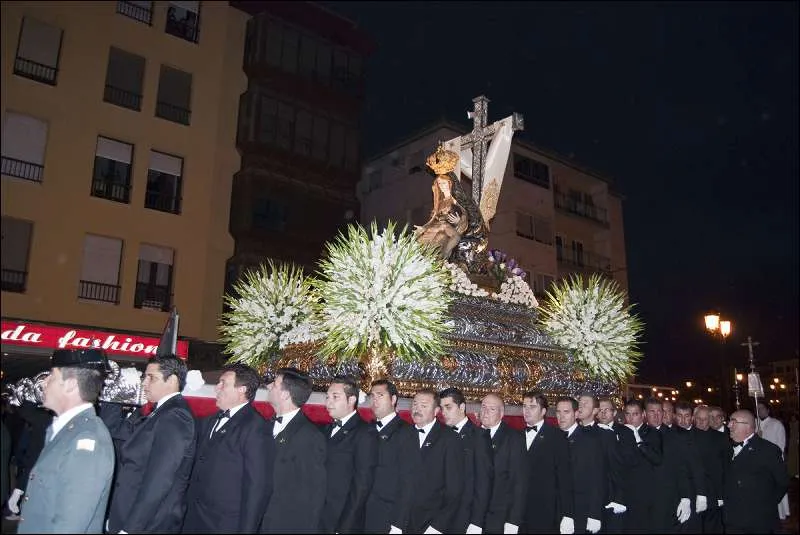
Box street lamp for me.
[704,312,733,410]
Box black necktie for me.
[333,419,343,428]
[272,415,283,424]
[526,425,538,432]
[374,419,383,428]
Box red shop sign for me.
[1,320,189,359]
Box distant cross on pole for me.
[741,335,763,433]
[741,336,760,372]
[459,95,524,205]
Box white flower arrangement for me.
[316,221,452,363]
[219,261,320,368]
[492,274,539,308]
[444,262,489,297]
[537,273,643,382]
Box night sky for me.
[323,1,799,385]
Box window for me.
[294,110,313,156]
[259,96,277,143]
[345,129,359,171]
[104,47,146,111]
[14,18,62,85]
[298,34,316,77]
[79,235,122,304]
[276,102,294,151]
[252,198,287,231]
[329,123,345,168]
[135,245,174,311]
[555,235,564,261]
[165,1,200,43]
[531,273,555,295]
[332,49,348,90]
[117,1,153,25]
[316,43,332,83]
[513,154,550,188]
[92,137,133,204]
[146,151,183,214]
[311,116,328,161]
[281,27,299,74]
[1,217,33,293]
[515,212,553,245]
[156,65,192,125]
[1,112,48,182]
[265,21,282,67]
[571,240,585,266]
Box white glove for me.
[586,518,601,533]
[423,526,441,535]
[605,502,627,514]
[466,524,483,534]
[696,495,707,513]
[7,488,23,514]
[389,526,402,534]
[676,498,691,523]
[119,531,128,534]
[559,516,575,534]
[717,499,724,507]
[503,523,518,534]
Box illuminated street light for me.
[780,384,786,390]
[773,377,780,384]
[704,313,720,332]
[736,373,744,382]
[720,321,732,338]
[686,381,693,388]
[707,387,713,393]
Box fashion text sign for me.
[1,321,189,359]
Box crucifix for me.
[460,95,525,205]
[741,335,763,432]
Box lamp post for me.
[704,312,733,410]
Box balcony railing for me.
[2,269,28,293]
[165,16,199,43]
[1,156,44,182]
[117,1,153,25]
[13,57,58,85]
[78,280,120,304]
[156,101,191,125]
[144,189,181,214]
[134,282,171,311]
[91,177,131,204]
[104,84,143,111]
[554,192,609,226]
[557,250,612,273]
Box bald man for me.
[480,394,526,534]
[724,410,789,533]
[692,405,729,534]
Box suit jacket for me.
[692,427,729,504]
[622,423,662,533]
[394,421,464,533]
[724,435,789,533]
[484,422,526,533]
[567,425,606,532]
[453,419,494,532]
[522,421,574,534]
[364,415,414,533]
[607,422,637,506]
[183,403,274,533]
[261,410,326,533]
[18,406,114,534]
[319,413,378,533]
[13,401,52,491]
[651,425,695,531]
[102,395,196,533]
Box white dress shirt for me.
[210,401,248,437]
[151,391,180,414]
[564,422,579,438]
[487,421,502,439]
[330,410,358,438]
[415,420,436,447]
[272,407,301,437]
[525,419,545,450]
[376,411,397,431]
[50,403,93,440]
[733,432,755,458]
[453,417,469,434]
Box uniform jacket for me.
[453,419,494,532]
[484,422,526,533]
[183,403,274,533]
[18,406,114,534]
[522,421,574,534]
[566,425,606,532]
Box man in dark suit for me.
[102,355,196,534]
[596,397,636,533]
[521,391,574,534]
[392,389,463,534]
[182,363,273,533]
[557,397,604,534]
[320,375,377,534]
[692,405,729,533]
[364,379,414,533]
[622,398,663,534]
[673,401,711,533]
[480,393,526,534]
[724,409,789,534]
[261,367,326,533]
[439,387,493,533]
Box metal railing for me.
[134,282,171,311]
[1,269,27,293]
[13,57,58,85]
[156,101,191,125]
[557,249,612,273]
[1,156,44,182]
[104,84,143,111]
[144,189,181,214]
[165,17,199,43]
[554,192,609,225]
[117,1,153,25]
[91,177,131,204]
[78,280,120,304]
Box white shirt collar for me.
[453,417,469,433]
[740,432,755,446]
[378,411,397,428]
[273,407,301,436]
[51,403,93,440]
[565,422,579,437]
[526,417,545,430]
[598,421,613,430]
[338,410,358,426]
[717,425,726,433]
[415,419,437,434]
[153,391,180,413]
[488,421,502,438]
[226,401,249,418]
[582,420,597,427]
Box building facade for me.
[1,1,248,374]
[226,1,375,280]
[359,120,629,299]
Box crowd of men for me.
[11,348,792,534]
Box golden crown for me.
[426,143,459,175]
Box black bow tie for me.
[374,419,384,428]
[417,428,425,434]
[333,419,343,428]
[452,426,461,433]
[216,409,230,420]
[526,425,538,432]
[272,415,283,424]
[733,441,744,448]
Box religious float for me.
[5,96,643,427]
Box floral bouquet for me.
[487,249,527,283]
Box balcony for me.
[78,280,120,304]
[91,176,131,204]
[165,15,199,44]
[554,192,609,226]
[144,189,181,215]
[117,1,153,25]
[557,250,612,274]
[1,156,44,182]
[2,269,28,293]
[156,101,191,125]
[14,57,57,86]
[134,282,171,311]
[104,84,143,111]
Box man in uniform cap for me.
[17,348,115,534]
